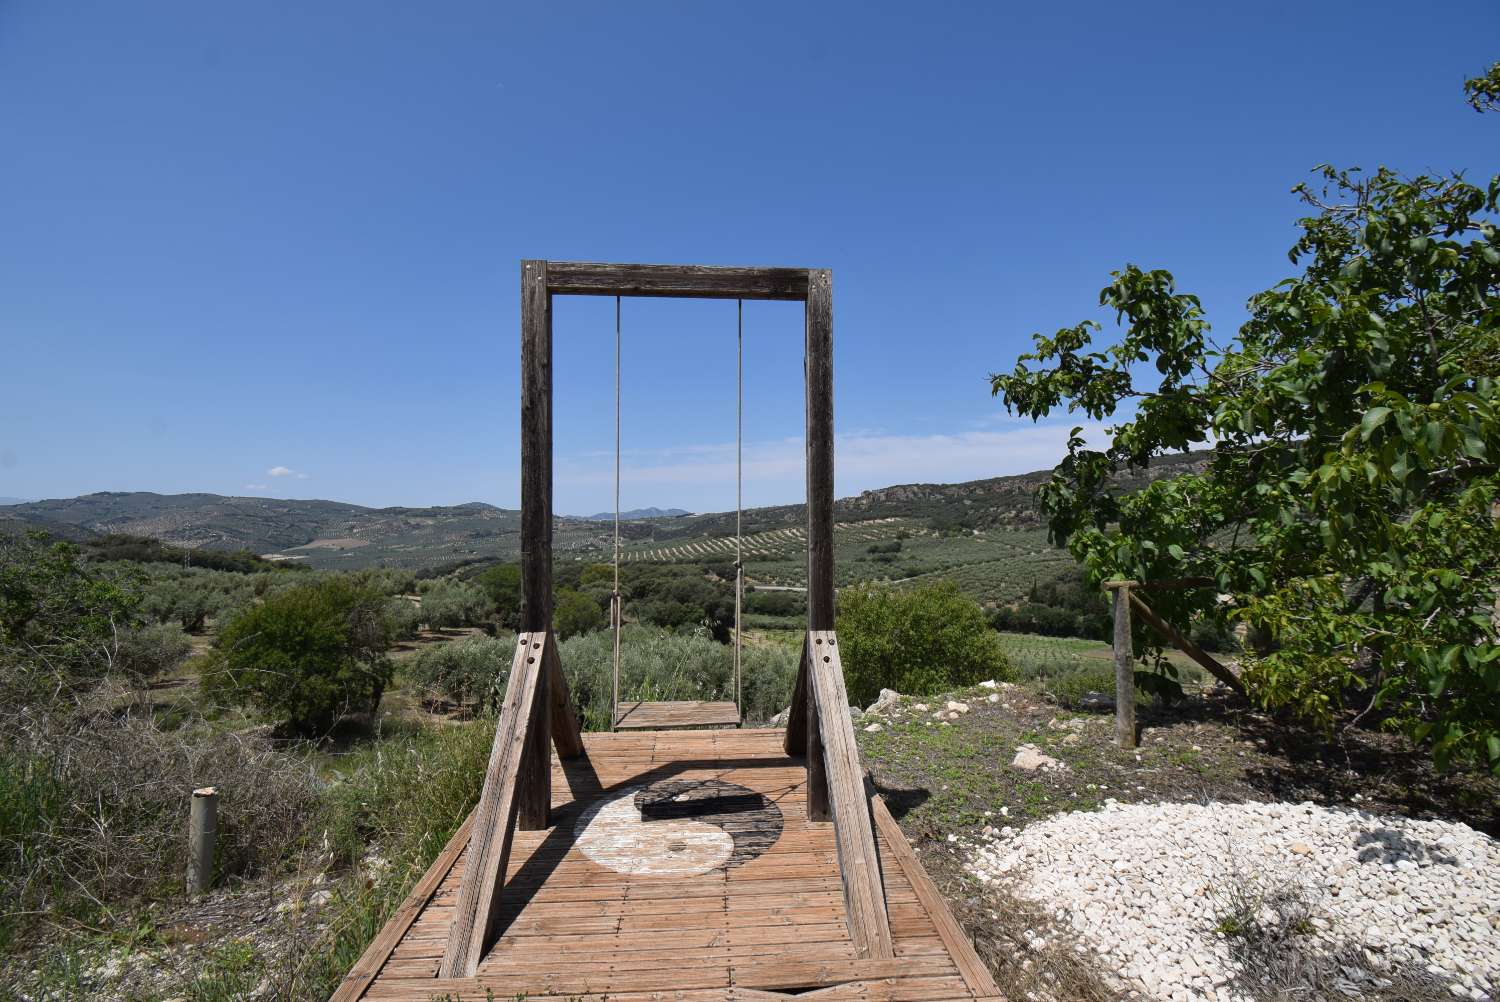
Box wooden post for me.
[805,269,835,632]
[187,786,218,896]
[520,260,553,632]
[1106,581,1136,749]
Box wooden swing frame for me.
[436,261,892,979]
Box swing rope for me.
[611,295,622,730]
[609,297,745,730]
[734,298,744,715]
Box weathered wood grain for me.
[546,261,810,301]
[439,633,549,977]
[806,649,829,822]
[870,795,1001,999]
[1112,585,1136,749]
[614,700,742,730]
[784,639,810,755]
[805,270,835,631]
[808,630,893,959]
[348,730,987,1002]
[520,260,553,632]
[544,640,584,758]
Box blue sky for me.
[1,2,1495,514]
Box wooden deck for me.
[335,729,1002,1002]
[614,700,742,730]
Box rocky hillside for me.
[1,450,1211,570]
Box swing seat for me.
[614,700,741,730]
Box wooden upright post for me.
[1106,581,1137,749]
[520,260,553,633]
[805,269,835,632]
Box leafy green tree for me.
[206,577,394,733]
[405,634,511,713]
[420,580,490,630]
[0,533,141,701]
[991,68,1500,771]
[837,581,1014,707]
[554,588,606,640]
[475,563,522,626]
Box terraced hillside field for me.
[599,518,1072,606]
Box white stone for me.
[1011,743,1069,773]
[965,799,1500,1002]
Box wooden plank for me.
[615,700,742,730]
[1111,585,1136,749]
[546,261,810,301]
[544,639,584,758]
[808,630,893,959]
[520,259,552,631]
[328,814,475,1002]
[734,958,953,990]
[439,633,549,977]
[784,638,810,755]
[870,795,1000,999]
[805,269,835,631]
[1128,590,1246,695]
[517,643,551,829]
[807,644,829,822]
[351,721,1008,1002]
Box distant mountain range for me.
[0,451,1210,570]
[0,497,32,506]
[581,507,690,521]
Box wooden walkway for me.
[334,729,1002,1002]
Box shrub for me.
[114,621,194,681]
[404,634,512,712]
[1045,666,1120,709]
[557,625,798,730]
[420,580,490,630]
[0,533,142,702]
[554,588,606,640]
[744,589,804,618]
[473,563,522,626]
[836,581,1014,707]
[0,714,320,948]
[205,578,395,734]
[386,597,422,640]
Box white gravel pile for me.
[968,800,1500,1002]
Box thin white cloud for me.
[555,420,1112,512]
[267,466,310,479]
[243,483,270,492]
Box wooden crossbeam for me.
[545,261,811,300]
[441,631,580,977]
[800,630,893,960]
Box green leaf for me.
[1360,406,1392,439]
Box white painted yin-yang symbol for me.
[573,779,783,878]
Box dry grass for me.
[1209,868,1456,1002]
[1,697,321,944]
